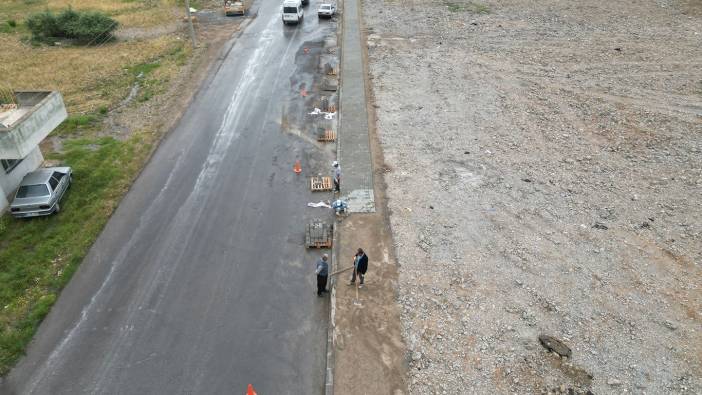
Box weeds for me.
[177,0,202,8]
[129,62,161,77]
[53,114,100,136]
[446,1,489,13]
[0,87,17,106]
[0,20,18,34]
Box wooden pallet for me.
[306,222,333,248]
[317,129,336,142]
[310,176,333,191]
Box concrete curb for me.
[323,3,347,392]
[324,221,339,395]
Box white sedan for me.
[317,3,336,18]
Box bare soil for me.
[333,211,407,395]
[361,0,702,393]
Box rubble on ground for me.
[363,0,702,393]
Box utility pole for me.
[185,0,197,48]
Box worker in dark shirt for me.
[349,248,368,288]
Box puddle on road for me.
[281,37,340,175]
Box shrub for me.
[61,9,117,44]
[7,20,17,28]
[25,8,118,45]
[26,11,61,40]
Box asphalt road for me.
[3,2,337,394]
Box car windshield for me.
[283,6,297,13]
[16,184,50,198]
[320,5,330,9]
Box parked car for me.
[10,167,72,218]
[317,3,336,17]
[224,0,247,16]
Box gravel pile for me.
[362,0,702,393]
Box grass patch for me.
[176,0,203,9]
[130,62,163,102]
[0,132,156,375]
[129,61,161,77]
[0,20,18,34]
[0,35,185,113]
[53,114,100,136]
[445,1,489,13]
[0,0,195,377]
[1,0,181,37]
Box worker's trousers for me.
[317,275,328,295]
[350,270,364,285]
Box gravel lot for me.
[362,0,702,393]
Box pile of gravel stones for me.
[362,0,702,393]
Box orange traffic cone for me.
[247,384,257,395]
[293,160,302,174]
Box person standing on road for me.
[316,254,329,296]
[332,161,341,193]
[349,248,368,288]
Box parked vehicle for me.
[9,167,72,218]
[282,0,304,24]
[317,3,336,17]
[224,0,248,16]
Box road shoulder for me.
[331,0,407,390]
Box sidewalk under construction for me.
[336,0,375,213]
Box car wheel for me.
[54,203,61,214]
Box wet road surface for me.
[3,1,337,394]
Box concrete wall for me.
[0,146,44,212]
[0,91,67,159]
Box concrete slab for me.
[0,91,67,159]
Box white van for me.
[282,0,303,24]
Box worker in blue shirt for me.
[315,254,329,296]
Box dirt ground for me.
[331,3,408,390]
[359,0,702,393]
[333,211,407,395]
